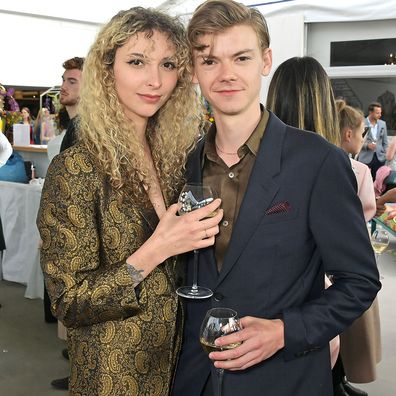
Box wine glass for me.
[176,183,216,299]
[199,308,242,396]
[370,228,389,279]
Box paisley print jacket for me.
[38,145,181,396]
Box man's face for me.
[60,69,82,106]
[192,24,271,118]
[370,106,382,121]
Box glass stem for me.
[216,368,224,396]
[191,249,199,290]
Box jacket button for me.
[213,292,223,301]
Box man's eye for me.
[237,56,250,62]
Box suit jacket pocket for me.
[261,208,299,226]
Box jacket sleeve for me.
[282,147,381,360]
[38,150,141,328]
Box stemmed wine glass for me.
[199,308,243,396]
[370,228,389,279]
[176,183,216,299]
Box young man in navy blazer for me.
[172,1,381,395]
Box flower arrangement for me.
[0,85,21,134]
[203,98,214,123]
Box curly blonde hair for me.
[78,7,203,203]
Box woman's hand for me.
[126,198,223,275]
[153,198,223,259]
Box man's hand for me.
[209,317,285,371]
[367,142,377,151]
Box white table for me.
[13,145,50,178]
[0,180,43,299]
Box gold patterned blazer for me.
[38,145,181,396]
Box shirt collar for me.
[204,105,269,162]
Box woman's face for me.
[113,30,178,129]
[22,108,29,121]
[349,120,366,156]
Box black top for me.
[60,116,79,153]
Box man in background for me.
[59,57,84,151]
[358,102,388,180]
[47,56,84,391]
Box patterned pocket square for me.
[266,201,292,215]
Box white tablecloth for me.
[0,180,43,299]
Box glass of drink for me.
[176,183,216,299]
[370,228,389,279]
[199,307,242,396]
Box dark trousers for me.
[368,153,385,181]
[332,355,345,388]
[0,215,5,251]
[202,375,214,396]
[44,286,57,323]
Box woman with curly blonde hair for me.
[38,7,223,395]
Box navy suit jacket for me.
[172,112,380,396]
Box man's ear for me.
[261,48,272,77]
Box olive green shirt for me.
[203,107,269,271]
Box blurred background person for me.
[337,99,376,221]
[46,56,84,391]
[336,98,381,395]
[32,108,43,144]
[20,107,34,144]
[358,102,388,180]
[40,107,55,144]
[59,56,84,151]
[267,56,379,396]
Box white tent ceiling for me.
[3,0,396,23]
[1,0,395,88]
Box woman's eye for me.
[163,62,176,70]
[128,59,143,66]
[202,58,214,66]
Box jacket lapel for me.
[217,113,287,285]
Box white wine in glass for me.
[176,183,216,299]
[370,228,389,279]
[199,308,242,396]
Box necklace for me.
[215,142,239,155]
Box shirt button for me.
[222,220,229,227]
[228,172,235,179]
